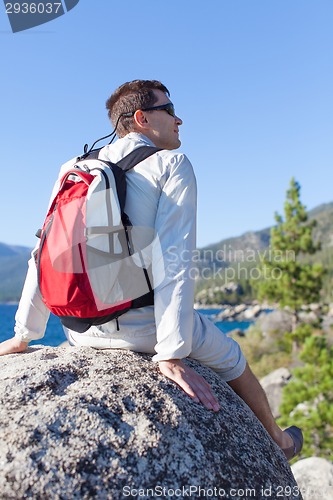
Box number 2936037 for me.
[6,2,62,15]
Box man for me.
[0,80,302,460]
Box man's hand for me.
[0,337,29,356]
[158,359,220,412]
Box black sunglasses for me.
[141,103,176,117]
[122,102,176,118]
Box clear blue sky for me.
[0,0,332,248]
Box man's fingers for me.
[183,373,220,411]
[159,360,220,412]
[173,377,199,401]
[190,379,220,411]
[174,376,213,409]
[0,337,28,356]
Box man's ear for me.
[133,110,149,130]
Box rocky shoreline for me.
[195,302,333,330]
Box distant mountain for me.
[199,201,333,261]
[0,244,32,302]
[309,202,333,247]
[0,243,32,258]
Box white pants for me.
[65,310,246,382]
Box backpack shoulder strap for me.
[116,146,162,172]
[81,145,161,171]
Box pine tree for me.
[256,178,324,332]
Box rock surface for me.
[0,346,302,499]
[257,309,293,336]
[260,368,291,419]
[291,457,333,500]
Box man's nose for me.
[175,115,183,125]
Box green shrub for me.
[235,323,292,378]
[278,334,333,460]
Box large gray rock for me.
[291,457,333,500]
[258,310,293,336]
[0,346,302,499]
[260,368,291,418]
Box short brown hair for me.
[105,80,170,137]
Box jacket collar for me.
[124,132,156,147]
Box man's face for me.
[141,90,183,150]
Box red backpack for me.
[36,146,160,332]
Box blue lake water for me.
[0,305,253,347]
[0,304,67,346]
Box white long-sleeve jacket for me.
[14,133,197,362]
